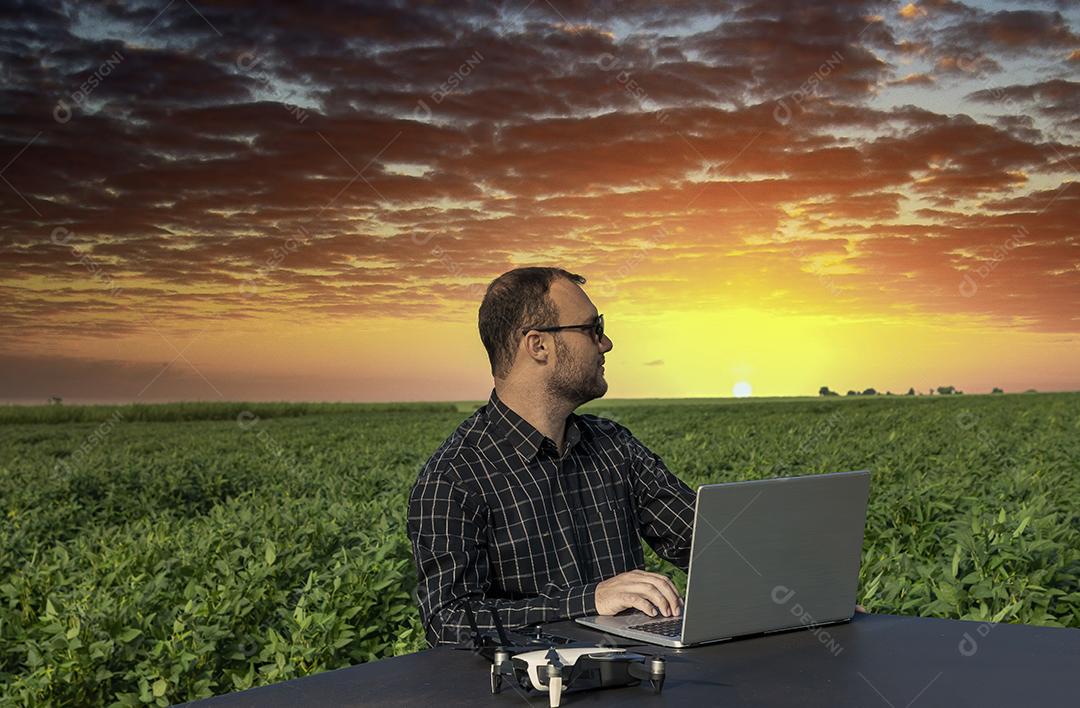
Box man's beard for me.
[546,335,607,407]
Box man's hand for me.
[594,569,683,618]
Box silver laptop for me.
[576,469,871,648]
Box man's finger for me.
[633,572,682,615]
[626,582,674,617]
[637,569,680,598]
[636,576,681,616]
[622,591,658,617]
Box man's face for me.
[544,278,614,407]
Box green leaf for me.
[992,602,1021,623]
[265,541,277,567]
[118,628,142,643]
[152,678,167,697]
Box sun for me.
[732,381,753,398]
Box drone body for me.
[490,645,666,707]
[452,599,668,707]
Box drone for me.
[453,600,670,707]
[490,645,666,708]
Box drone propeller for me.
[490,609,513,647]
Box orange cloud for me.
[0,0,1077,401]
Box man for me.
[407,266,695,647]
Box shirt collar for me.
[487,388,584,461]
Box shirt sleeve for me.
[625,436,696,572]
[407,471,601,647]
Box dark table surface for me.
[184,613,1080,707]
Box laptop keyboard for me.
[627,617,683,637]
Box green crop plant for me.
[1,393,1077,705]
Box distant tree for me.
[862,388,877,396]
[48,396,63,405]
[936,385,957,395]
[992,387,1004,394]
[846,390,858,397]
[885,391,894,396]
[906,387,916,396]
[819,386,836,397]
[1025,388,1037,393]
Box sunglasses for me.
[522,313,604,341]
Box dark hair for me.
[478,267,586,378]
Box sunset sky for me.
[1,0,1077,403]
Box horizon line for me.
[2,389,1075,408]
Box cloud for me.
[0,0,1077,365]
[945,10,1077,53]
[966,79,1080,133]
[895,6,1076,81]
[888,72,936,87]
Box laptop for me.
[576,469,871,648]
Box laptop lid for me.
[680,469,871,646]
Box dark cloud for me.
[967,79,1080,133]
[899,6,1076,81]
[942,10,1077,53]
[0,0,1077,358]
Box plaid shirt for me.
[407,389,696,646]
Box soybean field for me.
[1,393,1078,706]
